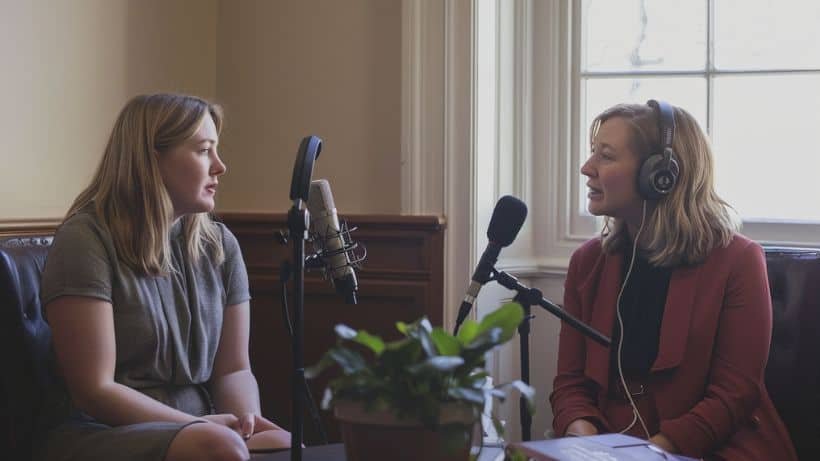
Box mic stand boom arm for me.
[491,269,611,442]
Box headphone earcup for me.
[638,150,679,200]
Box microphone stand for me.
[286,136,322,461]
[287,204,308,461]
[491,269,611,442]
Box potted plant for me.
[306,302,535,461]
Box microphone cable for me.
[279,260,330,445]
[614,200,652,439]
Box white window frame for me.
[572,0,820,247]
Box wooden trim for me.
[0,220,59,237]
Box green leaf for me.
[405,318,438,357]
[456,319,480,345]
[328,347,367,374]
[447,387,484,405]
[334,324,358,340]
[320,388,333,410]
[463,327,503,355]
[418,326,438,357]
[494,380,536,415]
[492,415,505,438]
[504,446,529,461]
[308,302,537,437]
[477,302,524,342]
[408,356,464,374]
[352,330,386,356]
[431,327,461,356]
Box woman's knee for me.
[166,422,249,461]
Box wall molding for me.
[0,219,60,237]
[402,0,473,330]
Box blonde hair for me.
[593,103,739,267]
[67,93,225,275]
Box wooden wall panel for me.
[220,213,446,444]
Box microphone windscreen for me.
[307,179,336,219]
[487,195,528,247]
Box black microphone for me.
[454,195,528,334]
[307,179,359,304]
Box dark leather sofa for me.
[2,236,819,460]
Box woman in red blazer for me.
[549,101,797,460]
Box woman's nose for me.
[211,152,227,176]
[580,157,594,177]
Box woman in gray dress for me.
[37,94,289,461]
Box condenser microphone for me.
[454,195,528,334]
[307,179,359,304]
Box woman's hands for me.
[649,433,678,453]
[565,418,599,437]
[236,413,285,440]
[201,413,289,446]
[246,428,293,452]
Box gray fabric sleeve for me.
[41,214,113,306]
[217,223,251,306]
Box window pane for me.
[582,0,706,72]
[579,77,707,215]
[583,77,707,145]
[712,74,820,222]
[715,0,820,70]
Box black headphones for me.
[638,99,680,200]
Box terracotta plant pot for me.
[334,401,477,461]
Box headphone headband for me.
[647,99,675,152]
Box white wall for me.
[214,0,402,215]
[0,0,218,223]
[0,0,403,226]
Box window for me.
[576,0,820,243]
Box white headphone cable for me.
[614,200,651,439]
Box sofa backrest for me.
[0,236,55,461]
[763,246,820,460]
[1,236,818,459]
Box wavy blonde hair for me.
[67,93,225,275]
[594,103,739,267]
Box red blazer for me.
[550,235,797,460]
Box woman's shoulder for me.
[567,237,604,271]
[55,205,108,244]
[210,220,237,246]
[572,237,604,259]
[717,232,762,258]
[208,220,243,262]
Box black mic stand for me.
[286,136,322,461]
[287,204,308,461]
[491,269,611,442]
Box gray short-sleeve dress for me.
[34,208,251,461]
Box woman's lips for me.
[587,186,602,199]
